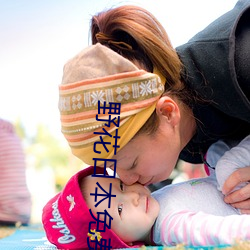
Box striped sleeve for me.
[0,119,31,224]
[159,210,250,246]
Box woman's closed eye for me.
[118,180,124,216]
[120,179,124,191]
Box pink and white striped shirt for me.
[152,135,250,246]
[0,119,31,224]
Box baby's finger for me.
[240,209,250,214]
[228,198,250,211]
[224,184,250,204]
[222,167,250,195]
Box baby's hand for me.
[223,166,250,214]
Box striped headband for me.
[59,43,165,165]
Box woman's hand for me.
[223,166,250,214]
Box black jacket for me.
[176,0,250,163]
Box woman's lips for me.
[143,177,154,186]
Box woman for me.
[59,1,250,211]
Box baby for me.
[42,135,250,248]
[42,164,153,249]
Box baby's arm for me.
[159,210,250,247]
[215,135,250,193]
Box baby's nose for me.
[126,191,139,206]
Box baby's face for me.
[84,176,160,243]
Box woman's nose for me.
[116,169,139,185]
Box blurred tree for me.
[14,118,26,139]
[14,120,85,191]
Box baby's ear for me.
[156,96,180,126]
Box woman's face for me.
[110,121,182,186]
[103,95,189,186]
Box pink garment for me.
[152,135,250,247]
[159,210,250,246]
[0,119,31,224]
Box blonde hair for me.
[90,5,193,135]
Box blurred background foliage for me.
[14,119,85,192]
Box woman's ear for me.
[156,96,180,126]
